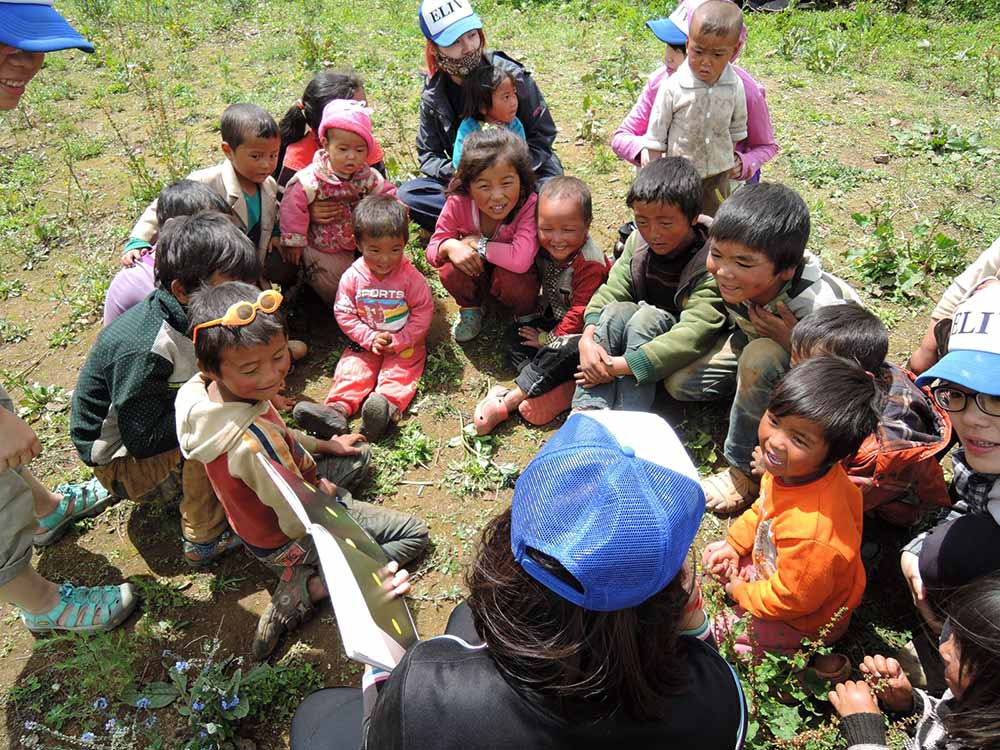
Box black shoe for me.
[293,402,349,438]
[360,394,393,442]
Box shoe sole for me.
[293,405,348,439]
[33,493,118,547]
[361,397,392,442]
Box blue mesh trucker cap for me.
[511,411,705,612]
[0,0,94,53]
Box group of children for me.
[17,0,1000,745]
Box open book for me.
[256,453,418,670]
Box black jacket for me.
[416,50,563,182]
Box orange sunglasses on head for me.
[192,289,283,344]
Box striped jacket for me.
[841,689,962,750]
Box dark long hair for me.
[447,129,536,221]
[275,70,364,177]
[942,574,1000,748]
[466,509,690,721]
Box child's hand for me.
[270,392,295,412]
[442,239,484,278]
[377,561,411,598]
[702,540,740,582]
[309,196,339,225]
[829,681,882,719]
[640,148,662,167]
[747,302,797,352]
[0,408,41,472]
[318,433,367,457]
[901,551,942,631]
[519,326,544,348]
[371,332,393,355]
[576,330,614,387]
[279,243,302,266]
[120,248,147,267]
[750,445,767,478]
[729,152,744,179]
[860,655,913,712]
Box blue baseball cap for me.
[916,281,1000,396]
[646,17,687,46]
[0,0,93,53]
[511,411,705,612]
[418,0,482,47]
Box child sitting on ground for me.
[72,213,262,568]
[474,177,610,433]
[642,0,748,215]
[451,63,526,168]
[900,282,1000,631]
[279,99,397,307]
[176,281,429,660]
[703,356,880,664]
[293,196,433,442]
[426,128,540,343]
[105,180,232,327]
[571,157,726,413]
[666,182,861,514]
[831,574,1000,750]
[790,302,952,527]
[125,104,281,268]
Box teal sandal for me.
[21,582,137,634]
[34,478,115,547]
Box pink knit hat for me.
[318,99,384,165]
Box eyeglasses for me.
[192,290,283,344]
[931,386,1000,418]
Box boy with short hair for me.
[642,0,748,215]
[667,182,861,513]
[71,213,262,567]
[176,281,429,659]
[571,157,727,413]
[474,176,611,433]
[293,195,433,442]
[790,303,952,526]
[126,103,281,264]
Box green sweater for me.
[584,231,727,385]
[71,289,196,466]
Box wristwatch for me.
[477,235,488,258]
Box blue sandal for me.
[20,583,137,634]
[34,478,115,547]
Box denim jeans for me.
[571,301,675,412]
[666,331,789,474]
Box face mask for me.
[436,47,483,77]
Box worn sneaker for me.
[293,401,350,439]
[360,393,395,442]
[452,307,483,343]
[183,529,243,569]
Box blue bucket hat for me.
[418,0,483,47]
[0,0,93,53]
[646,17,687,46]
[916,282,1000,396]
[510,411,705,612]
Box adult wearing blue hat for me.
[292,412,747,749]
[0,0,137,634]
[396,0,563,232]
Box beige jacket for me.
[128,159,277,261]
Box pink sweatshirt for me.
[425,193,538,275]
[612,64,778,182]
[333,256,433,353]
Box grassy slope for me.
[1,0,999,747]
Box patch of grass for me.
[787,151,880,192]
[417,338,465,396]
[0,317,31,344]
[445,423,519,498]
[128,576,195,618]
[366,421,437,498]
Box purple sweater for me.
[612,64,778,182]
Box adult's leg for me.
[724,337,790,474]
[397,177,449,233]
[301,248,355,308]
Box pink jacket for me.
[611,64,778,182]
[333,256,433,353]
[426,193,538,275]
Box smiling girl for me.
[425,128,539,342]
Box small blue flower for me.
[192,701,205,712]
[220,694,240,710]
[81,732,96,744]
[23,720,37,730]
[199,730,208,737]
[93,697,108,710]
[105,718,116,731]
[144,716,157,729]
[173,660,190,673]
[136,697,151,710]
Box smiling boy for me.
[666,182,861,513]
[571,157,726,412]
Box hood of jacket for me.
[175,373,269,464]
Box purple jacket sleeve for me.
[611,68,666,164]
[279,179,311,247]
[733,66,779,182]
